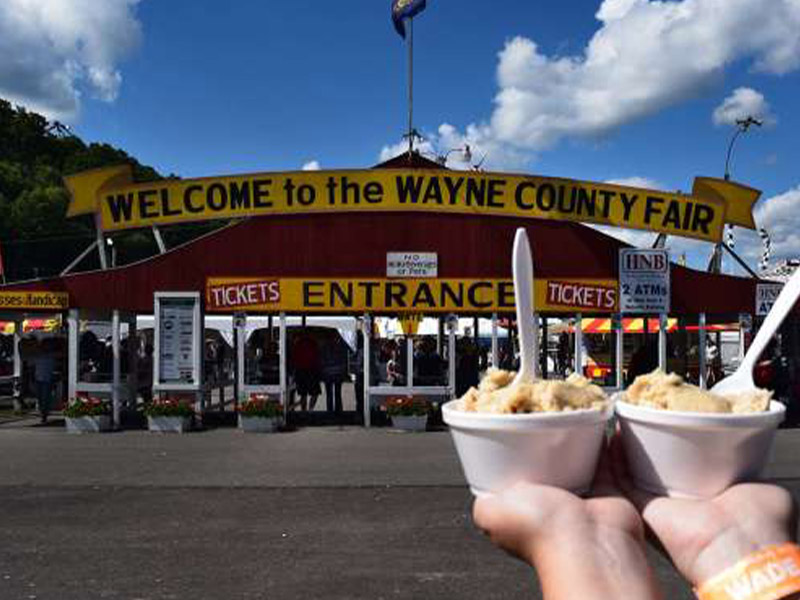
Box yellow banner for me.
[66,167,762,242]
[206,277,619,314]
[0,291,69,310]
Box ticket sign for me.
[619,249,670,313]
[155,293,201,389]
[387,252,438,278]
[206,277,619,314]
[544,280,618,312]
[0,291,68,310]
[756,283,783,316]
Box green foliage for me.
[0,97,164,280]
[64,397,111,418]
[144,398,195,417]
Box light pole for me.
[724,116,762,181]
[709,116,763,273]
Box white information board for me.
[387,252,438,278]
[619,249,670,313]
[154,292,202,389]
[756,283,783,316]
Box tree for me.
[0,97,164,280]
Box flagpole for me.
[407,16,414,157]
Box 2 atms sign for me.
[65,166,762,243]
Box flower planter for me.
[238,415,281,433]
[65,415,112,433]
[391,415,428,432]
[147,415,192,433]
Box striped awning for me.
[577,318,738,334]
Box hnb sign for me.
[620,250,669,273]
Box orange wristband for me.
[696,543,800,600]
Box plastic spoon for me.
[712,266,800,395]
[511,228,538,386]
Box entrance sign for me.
[0,291,68,310]
[154,292,202,389]
[66,166,762,242]
[387,252,437,277]
[206,277,619,314]
[756,283,783,316]
[619,249,671,313]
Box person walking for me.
[31,338,57,423]
[320,331,348,414]
[290,332,321,411]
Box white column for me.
[738,313,747,364]
[67,310,78,402]
[532,312,540,378]
[127,316,138,408]
[279,312,287,414]
[658,313,668,371]
[406,335,414,388]
[362,314,371,427]
[112,310,121,428]
[491,312,498,368]
[12,317,23,411]
[95,215,108,270]
[541,317,548,378]
[236,314,246,403]
[699,313,707,389]
[615,313,624,389]
[448,316,457,399]
[574,313,583,376]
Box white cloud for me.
[0,0,142,120]
[736,186,800,267]
[605,176,662,190]
[379,123,531,171]
[302,160,321,171]
[389,0,800,166]
[712,87,776,127]
[489,0,800,150]
[587,224,656,248]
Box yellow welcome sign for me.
[65,166,761,242]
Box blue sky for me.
[1,0,799,272]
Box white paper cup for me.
[442,400,613,497]
[615,397,785,498]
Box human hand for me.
[473,449,662,600]
[612,437,798,588]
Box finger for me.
[471,486,545,564]
[472,493,502,535]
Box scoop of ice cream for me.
[458,368,608,413]
[626,369,771,413]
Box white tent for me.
[135,315,360,350]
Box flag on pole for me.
[392,0,427,38]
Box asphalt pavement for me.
[1,417,798,600]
